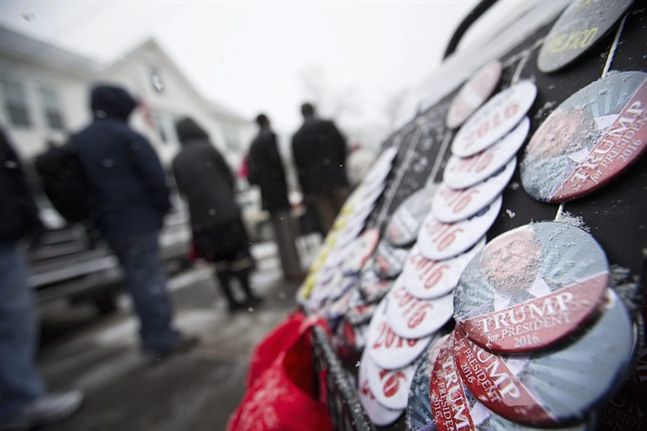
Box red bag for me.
[227,312,332,431]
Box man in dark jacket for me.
[173,117,260,312]
[71,84,195,358]
[248,114,301,281]
[291,102,349,234]
[0,127,84,429]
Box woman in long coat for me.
[173,117,260,312]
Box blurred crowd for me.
[0,83,351,430]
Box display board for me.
[305,2,646,430]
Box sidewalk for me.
[37,240,313,430]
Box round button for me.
[402,239,485,300]
[433,158,515,223]
[454,222,610,353]
[521,71,647,203]
[538,0,635,73]
[418,197,501,261]
[444,117,528,189]
[452,82,536,157]
[453,290,633,427]
[447,61,503,129]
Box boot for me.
[237,271,262,307]
[215,270,245,312]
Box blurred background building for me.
[0,25,253,167]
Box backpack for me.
[34,143,92,223]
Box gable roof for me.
[0,25,102,76]
[102,38,248,125]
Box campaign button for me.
[453,290,633,427]
[373,240,409,280]
[452,81,536,157]
[418,197,501,261]
[386,186,435,247]
[521,71,647,203]
[360,263,394,303]
[341,228,380,276]
[347,301,377,326]
[444,117,529,189]
[386,278,454,339]
[365,349,418,411]
[405,335,448,431]
[538,0,635,73]
[431,333,591,431]
[367,297,433,369]
[447,61,503,130]
[402,239,485,300]
[364,146,398,188]
[454,221,610,353]
[358,350,404,426]
[433,158,515,223]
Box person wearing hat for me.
[72,84,197,359]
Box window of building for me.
[149,67,165,94]
[151,110,178,146]
[39,87,65,130]
[1,79,32,128]
[222,125,240,153]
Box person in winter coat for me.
[291,102,349,234]
[72,84,196,358]
[247,114,302,281]
[0,127,84,429]
[172,117,260,312]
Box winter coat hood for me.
[176,117,210,146]
[90,84,138,121]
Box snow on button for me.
[454,221,610,354]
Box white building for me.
[0,25,253,167]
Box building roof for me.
[103,38,248,124]
[0,25,102,75]
[0,25,247,124]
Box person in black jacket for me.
[173,117,260,312]
[291,102,349,234]
[72,84,196,358]
[0,127,84,429]
[247,114,302,281]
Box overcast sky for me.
[0,0,513,143]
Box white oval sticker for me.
[433,158,516,223]
[452,81,536,157]
[367,297,432,370]
[365,350,418,411]
[402,239,485,300]
[417,197,501,260]
[358,350,404,425]
[385,279,454,339]
[444,117,528,189]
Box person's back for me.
[71,85,170,238]
[292,116,348,194]
[69,84,194,358]
[172,117,259,311]
[248,114,301,281]
[248,120,290,214]
[172,139,240,229]
[291,103,349,233]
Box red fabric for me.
[246,311,305,387]
[238,155,249,180]
[228,312,332,431]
